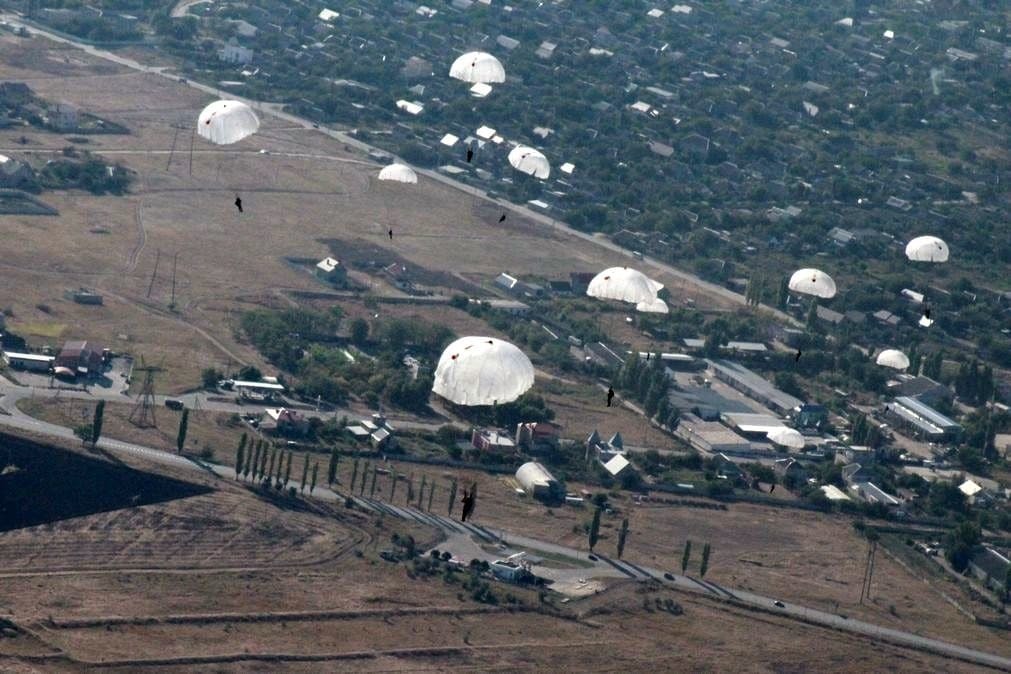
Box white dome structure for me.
[508,145,551,179]
[905,236,949,263]
[767,427,805,449]
[587,267,664,309]
[449,51,506,84]
[635,297,669,314]
[378,163,418,184]
[788,268,837,299]
[876,349,910,371]
[432,336,535,406]
[515,461,561,499]
[197,100,260,145]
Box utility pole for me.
[860,531,879,604]
[146,249,160,298]
[170,251,178,308]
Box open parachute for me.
[788,268,837,299]
[586,267,665,312]
[432,336,535,406]
[876,349,910,371]
[449,51,506,84]
[508,145,551,179]
[905,236,949,263]
[197,100,259,145]
[378,163,418,184]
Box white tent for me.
[197,100,260,145]
[635,297,669,314]
[788,268,837,299]
[508,145,550,179]
[875,349,910,371]
[767,427,805,449]
[905,235,949,263]
[378,163,418,184]
[449,51,506,84]
[587,267,664,308]
[432,336,535,406]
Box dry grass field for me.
[17,397,249,459]
[332,457,1011,658]
[0,32,736,396]
[0,431,997,673]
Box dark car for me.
[773,600,785,608]
[164,399,185,410]
[663,572,674,581]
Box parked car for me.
[164,399,185,410]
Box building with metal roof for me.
[709,359,803,414]
[722,412,787,438]
[885,396,962,441]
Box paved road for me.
[0,379,450,433]
[2,13,798,327]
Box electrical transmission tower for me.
[129,358,163,428]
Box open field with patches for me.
[331,457,1011,658]
[0,33,734,396]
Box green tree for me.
[176,408,189,454]
[301,456,310,493]
[588,506,602,552]
[201,368,221,389]
[390,472,398,501]
[350,458,360,493]
[617,518,629,559]
[945,521,981,572]
[360,461,370,495]
[310,462,319,493]
[73,424,94,445]
[418,475,427,508]
[427,481,435,510]
[246,442,259,480]
[284,450,293,487]
[681,540,692,574]
[700,542,712,578]
[350,318,369,345]
[327,447,339,485]
[370,465,379,497]
[448,479,458,516]
[91,400,105,447]
[235,442,245,479]
[267,446,277,481]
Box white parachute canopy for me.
[876,349,910,371]
[636,297,669,314]
[197,100,260,145]
[449,51,506,84]
[432,336,535,406]
[508,145,551,179]
[587,267,664,308]
[788,268,837,299]
[378,163,418,184]
[767,427,806,449]
[905,235,949,263]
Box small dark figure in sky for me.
[795,349,802,362]
[388,228,393,241]
[466,147,474,163]
[461,487,476,522]
[498,213,506,223]
[607,386,615,407]
[234,195,243,213]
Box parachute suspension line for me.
[188,126,196,177]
